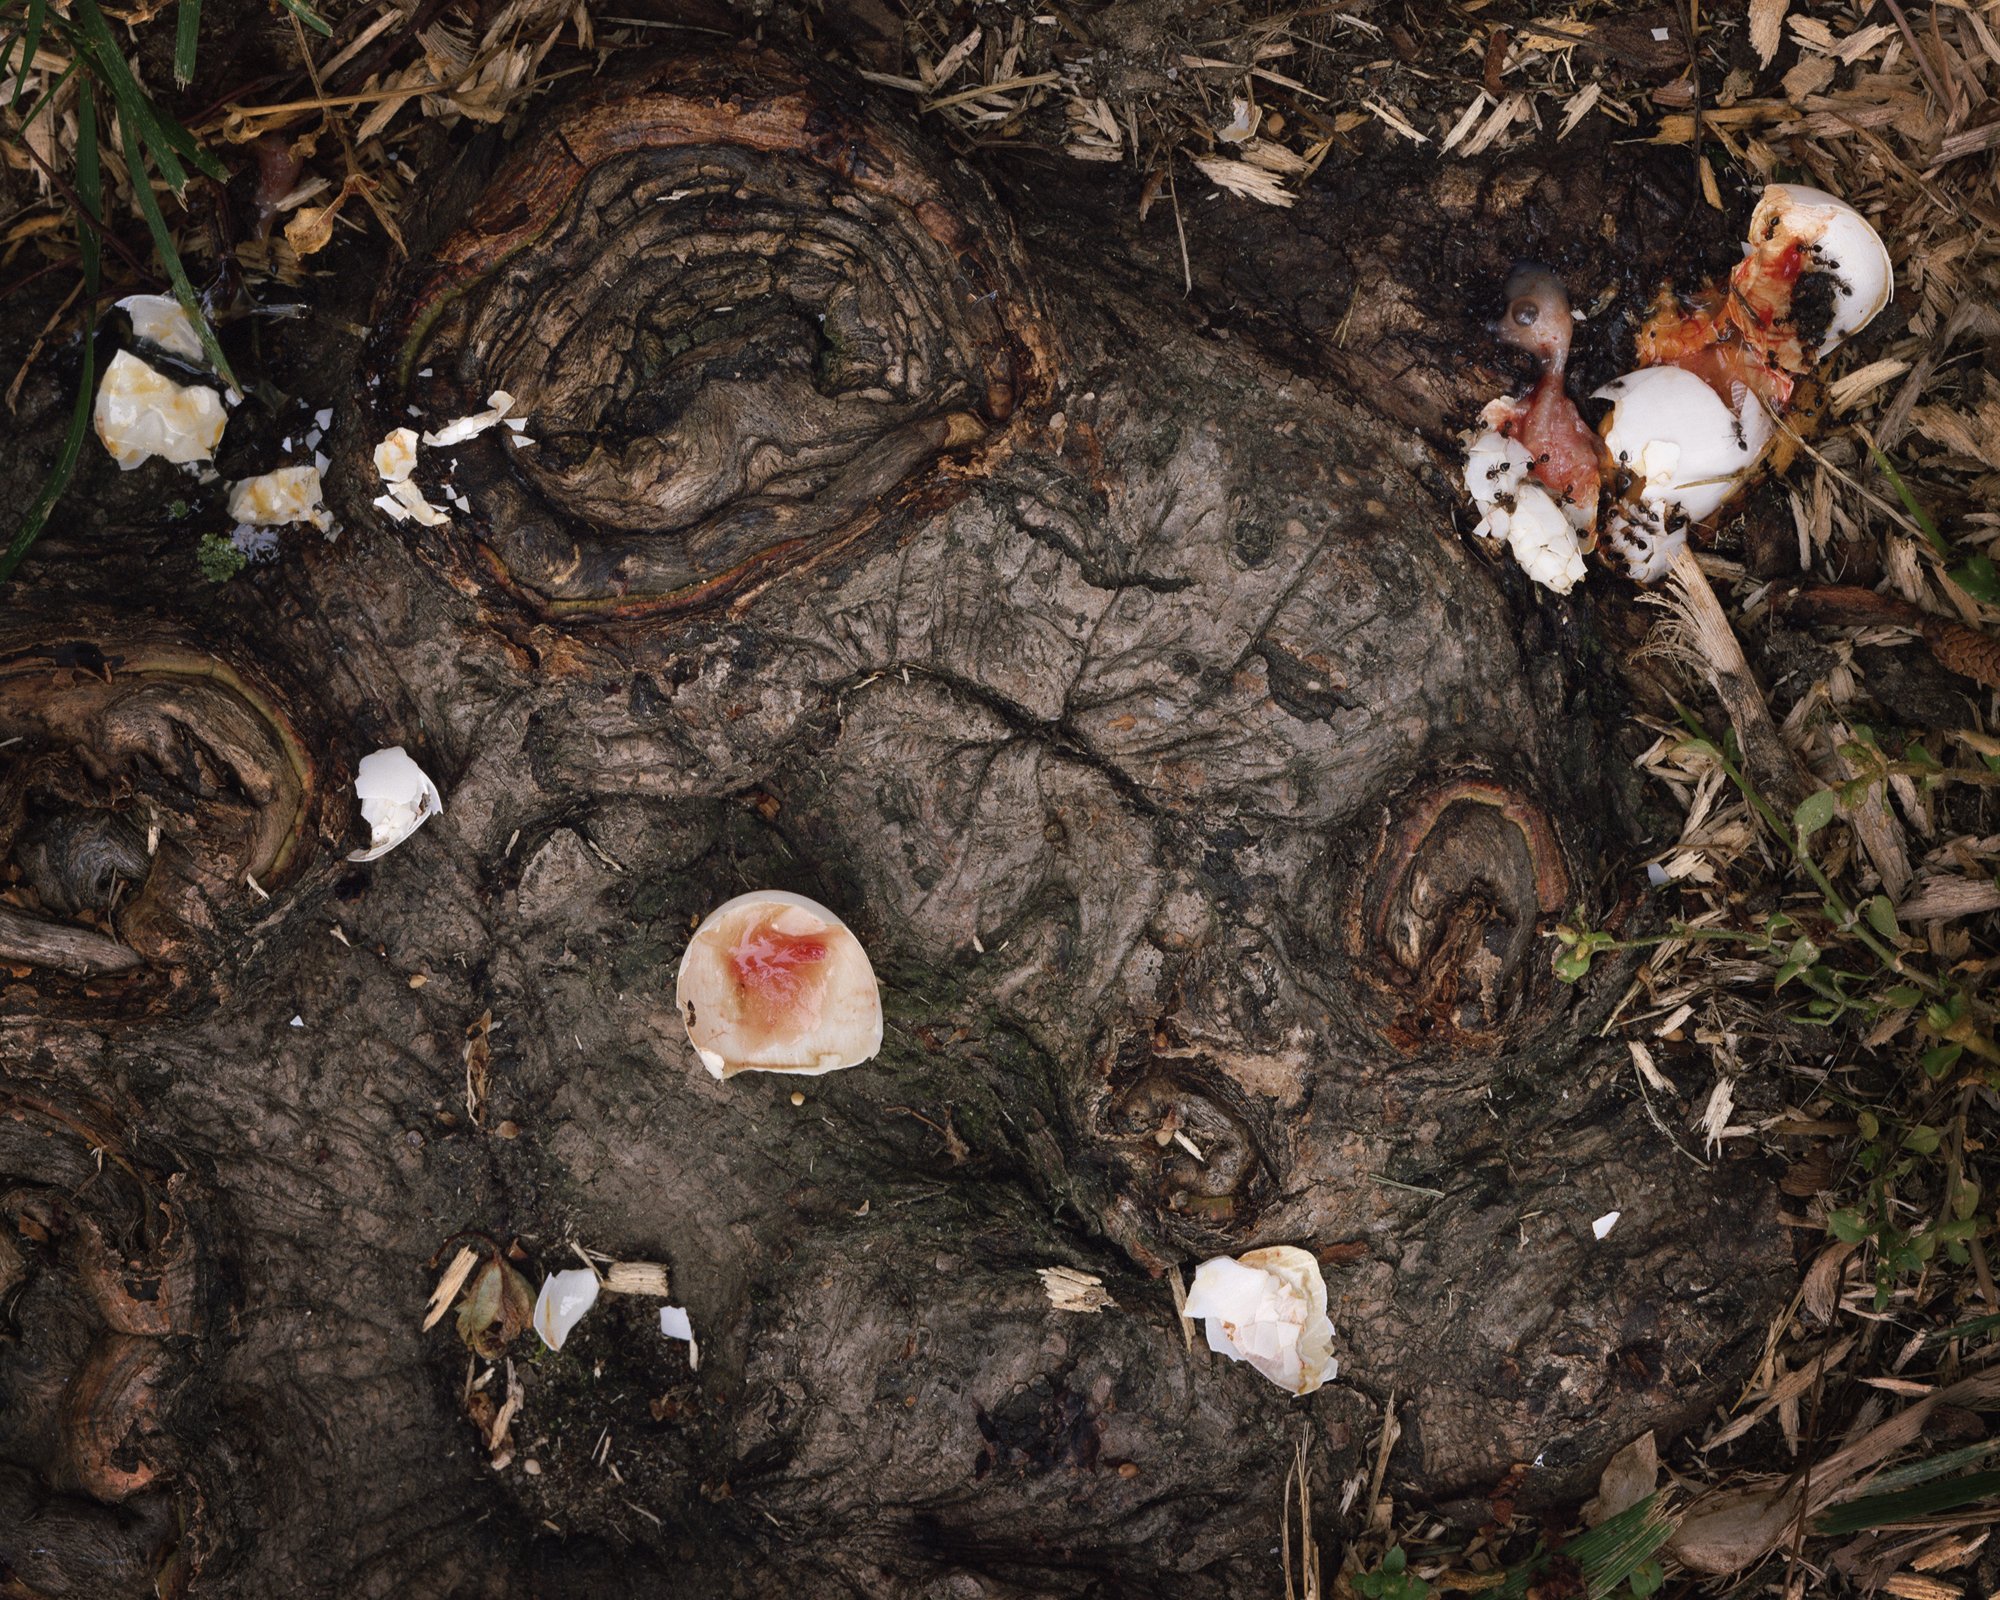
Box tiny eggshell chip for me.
[1594,365,1772,525]
[1748,183,1892,357]
[532,1268,600,1351]
[676,889,883,1079]
[347,745,443,862]
[94,350,228,470]
[1183,1245,1337,1396]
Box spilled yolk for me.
[727,919,830,1037]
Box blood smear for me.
[728,921,829,1029]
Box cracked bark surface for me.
[0,48,1788,1600]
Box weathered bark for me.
[0,47,1790,1600]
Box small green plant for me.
[195,532,247,583]
[1551,718,2000,1076]
[1823,1107,1988,1310]
[1353,1546,1433,1600]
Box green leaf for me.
[1828,1208,1872,1243]
[1626,1559,1664,1599]
[1864,895,1901,940]
[1794,789,1837,841]
[1883,985,1922,1009]
[1857,1109,1880,1141]
[275,0,334,34]
[1903,1124,1941,1155]
[1922,1043,1963,1080]
[174,0,201,86]
[1950,557,2000,606]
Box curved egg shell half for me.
[1748,183,1893,357]
[675,889,884,1079]
[1594,366,1773,525]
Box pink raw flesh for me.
[1499,376,1603,518]
[1492,265,1604,522]
[727,920,830,1038]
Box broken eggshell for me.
[1740,183,1893,360]
[1460,428,1587,594]
[93,349,227,470]
[116,293,206,363]
[532,1268,600,1352]
[1183,1245,1337,1396]
[1595,365,1773,526]
[675,890,883,1079]
[346,745,443,862]
[228,465,332,532]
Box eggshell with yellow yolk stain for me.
[675,890,883,1079]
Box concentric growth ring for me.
[380,53,1053,620]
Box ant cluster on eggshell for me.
[1462,183,1893,594]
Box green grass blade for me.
[116,108,237,389]
[275,0,333,37]
[71,0,223,186]
[75,79,102,279]
[1491,1494,1679,1600]
[13,52,80,134]
[0,322,95,583]
[1929,1310,2000,1345]
[7,0,48,109]
[1837,1440,2000,1499]
[173,0,199,86]
[1867,443,1949,558]
[1,90,101,586]
[1813,1469,2000,1536]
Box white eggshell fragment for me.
[116,293,206,362]
[1599,504,1686,585]
[1595,366,1772,525]
[1183,1245,1337,1396]
[658,1305,700,1369]
[1748,183,1892,357]
[1461,426,1532,521]
[228,466,332,531]
[421,389,518,447]
[1500,482,1588,594]
[1593,1210,1623,1240]
[373,427,419,483]
[93,350,228,470]
[346,745,444,862]
[675,890,883,1079]
[532,1268,600,1351]
[1460,429,1587,594]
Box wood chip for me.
[1750,0,1788,68]
[1038,1265,1116,1313]
[424,1244,480,1331]
[603,1261,672,1297]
